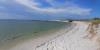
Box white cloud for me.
[0,6,5,9]
[15,0,92,16]
[46,0,69,7]
[0,12,32,19]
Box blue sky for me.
[0,0,99,20]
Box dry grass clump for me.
[89,19,100,39]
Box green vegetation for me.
[91,18,100,25]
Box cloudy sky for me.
[0,0,99,20]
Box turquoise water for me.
[0,20,70,49]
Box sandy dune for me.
[8,21,100,50]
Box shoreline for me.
[35,21,100,50]
[8,22,75,50]
[8,21,100,50]
[0,20,69,50]
[2,21,99,50]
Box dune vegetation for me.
[91,18,100,25]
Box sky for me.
[0,0,99,20]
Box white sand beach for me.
[5,21,100,50]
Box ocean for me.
[0,20,70,49]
